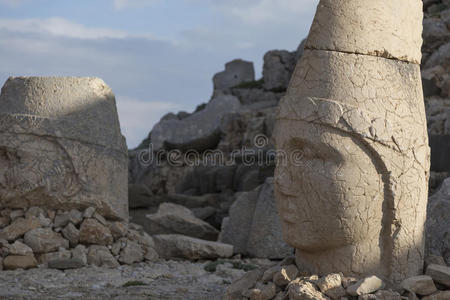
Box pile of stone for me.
[224,257,450,300]
[0,206,159,270]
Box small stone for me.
[61,223,80,247]
[144,246,159,262]
[111,241,122,256]
[422,291,450,300]
[54,209,83,228]
[253,282,276,300]
[24,228,69,253]
[7,241,33,256]
[347,276,385,296]
[317,273,342,293]
[3,254,37,270]
[108,221,128,240]
[38,214,52,227]
[273,264,299,286]
[37,248,71,264]
[25,207,45,218]
[83,207,95,219]
[224,269,263,300]
[401,276,437,296]
[118,241,144,265]
[0,216,41,241]
[93,213,107,226]
[79,219,113,246]
[48,258,85,270]
[288,281,329,300]
[426,264,450,287]
[71,245,87,266]
[359,290,402,300]
[87,245,119,267]
[10,209,24,221]
[262,265,282,283]
[47,210,56,221]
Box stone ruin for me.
[275,0,429,286]
[0,77,158,270]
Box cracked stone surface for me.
[274,0,430,285]
[0,77,128,221]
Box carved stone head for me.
[275,0,430,284]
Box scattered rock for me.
[273,264,299,287]
[37,248,71,264]
[359,290,402,300]
[48,258,85,270]
[79,219,113,246]
[87,245,119,268]
[83,207,96,219]
[422,291,450,300]
[317,273,346,299]
[54,209,83,228]
[145,203,219,241]
[24,228,69,253]
[153,234,233,260]
[426,264,450,287]
[288,281,329,300]
[224,269,263,300]
[71,245,88,266]
[401,275,437,296]
[3,254,37,270]
[0,217,41,241]
[108,221,128,240]
[7,241,33,256]
[61,223,80,247]
[346,276,385,296]
[119,241,144,265]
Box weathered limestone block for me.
[213,59,255,90]
[0,77,128,220]
[274,0,430,285]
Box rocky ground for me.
[0,258,272,299]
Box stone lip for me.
[305,0,423,64]
[0,76,127,154]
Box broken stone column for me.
[274,0,430,284]
[0,77,128,221]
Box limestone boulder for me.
[150,94,241,151]
[0,77,128,220]
[24,228,69,253]
[213,59,255,90]
[144,203,219,241]
[3,254,37,270]
[219,178,293,259]
[426,178,450,262]
[87,245,119,267]
[153,234,233,260]
[79,218,114,246]
[0,216,41,241]
[426,264,450,287]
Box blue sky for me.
[0,0,318,148]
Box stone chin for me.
[274,119,383,252]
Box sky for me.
[0,0,319,148]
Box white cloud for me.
[0,17,158,40]
[115,96,183,148]
[113,0,159,11]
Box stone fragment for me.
[213,59,255,90]
[426,264,450,287]
[401,276,437,296]
[24,228,68,253]
[0,216,41,241]
[108,221,128,240]
[10,210,24,221]
[250,282,276,300]
[54,209,83,228]
[83,207,95,219]
[145,203,219,241]
[273,264,299,286]
[25,207,45,218]
[219,178,293,259]
[0,77,128,220]
[93,213,107,226]
[48,258,85,270]
[118,241,144,265]
[224,269,263,300]
[71,245,87,266]
[7,241,33,256]
[87,245,119,268]
[37,248,71,264]
[422,291,450,300]
[358,290,402,300]
[262,265,282,283]
[61,223,80,247]
[288,281,329,300]
[317,273,346,299]
[79,219,113,245]
[346,276,385,296]
[153,234,233,260]
[3,254,37,270]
